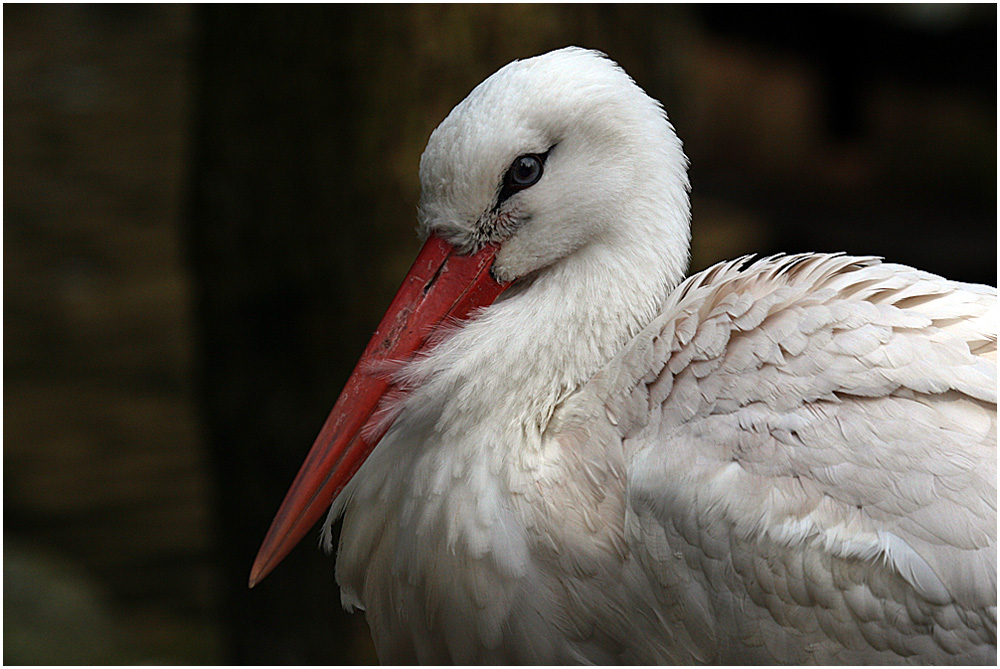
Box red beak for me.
[249,233,509,587]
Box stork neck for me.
[412,226,688,446]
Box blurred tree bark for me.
[187,6,384,663]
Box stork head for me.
[418,47,690,283]
[250,48,691,587]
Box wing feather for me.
[556,254,996,662]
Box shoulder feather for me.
[554,253,996,662]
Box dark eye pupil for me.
[508,154,543,188]
[494,149,552,210]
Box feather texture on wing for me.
[547,254,996,663]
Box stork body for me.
[253,48,997,664]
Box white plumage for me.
[259,47,997,663]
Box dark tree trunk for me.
[186,6,389,664]
[183,5,566,662]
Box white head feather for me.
[418,47,691,285]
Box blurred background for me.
[4,4,995,664]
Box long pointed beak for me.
[249,233,508,587]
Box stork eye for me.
[494,148,553,211]
[506,154,544,190]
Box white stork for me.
[250,47,997,664]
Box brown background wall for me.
[4,5,995,664]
